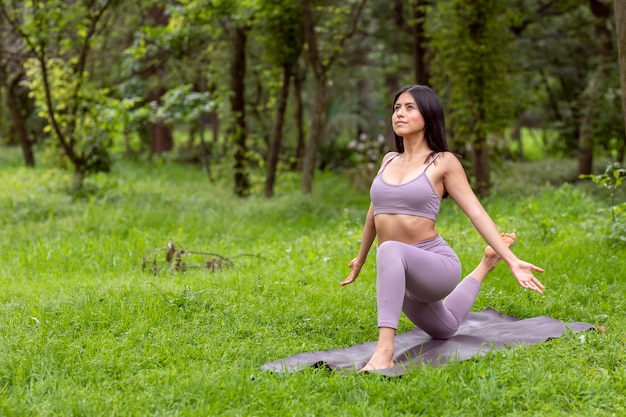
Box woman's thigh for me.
[380,237,461,302]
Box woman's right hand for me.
[339,258,363,286]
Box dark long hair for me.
[392,85,449,161]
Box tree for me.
[577,0,615,176]
[615,0,626,162]
[123,0,220,160]
[1,0,123,191]
[428,0,516,196]
[150,84,215,178]
[173,0,257,197]
[259,0,303,197]
[0,10,35,166]
[300,0,366,194]
[389,0,431,85]
[355,0,437,148]
[228,24,251,197]
[508,0,621,167]
[145,3,175,155]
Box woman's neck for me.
[401,136,431,160]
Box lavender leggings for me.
[376,236,481,339]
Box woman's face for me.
[392,92,425,138]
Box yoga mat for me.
[260,308,594,376]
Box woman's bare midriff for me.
[375,214,438,245]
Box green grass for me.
[1,147,625,416]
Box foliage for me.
[24,58,121,176]
[425,0,522,195]
[580,161,626,243]
[511,0,615,157]
[1,0,123,190]
[428,0,517,146]
[148,84,215,125]
[590,69,626,157]
[299,0,367,194]
[256,0,303,68]
[0,0,624,197]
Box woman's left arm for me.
[441,153,545,294]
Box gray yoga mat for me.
[260,307,594,376]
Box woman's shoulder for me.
[381,151,400,164]
[434,151,464,172]
[436,151,459,160]
[434,151,460,164]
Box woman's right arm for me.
[339,151,397,287]
[339,203,376,286]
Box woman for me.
[339,85,545,371]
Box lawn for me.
[0,148,624,416]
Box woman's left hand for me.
[510,260,545,294]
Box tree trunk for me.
[511,116,524,160]
[9,90,35,167]
[4,74,35,167]
[468,0,490,197]
[265,64,292,197]
[146,5,173,155]
[578,0,613,175]
[355,78,368,138]
[150,120,174,154]
[291,65,306,170]
[615,0,626,162]
[577,61,604,176]
[230,26,249,197]
[300,0,324,194]
[209,111,221,160]
[472,140,490,197]
[578,0,613,174]
[301,77,327,194]
[391,0,430,85]
[412,0,430,85]
[384,73,400,145]
[299,0,365,193]
[198,113,213,182]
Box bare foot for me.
[359,348,395,372]
[470,233,516,284]
[483,233,516,270]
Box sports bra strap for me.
[424,152,441,172]
[379,152,441,175]
[378,153,400,174]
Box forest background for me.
[1,0,625,197]
[1,0,626,415]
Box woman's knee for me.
[408,303,460,340]
[426,327,457,340]
[376,240,406,262]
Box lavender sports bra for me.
[370,153,442,221]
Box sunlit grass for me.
[0,147,624,416]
